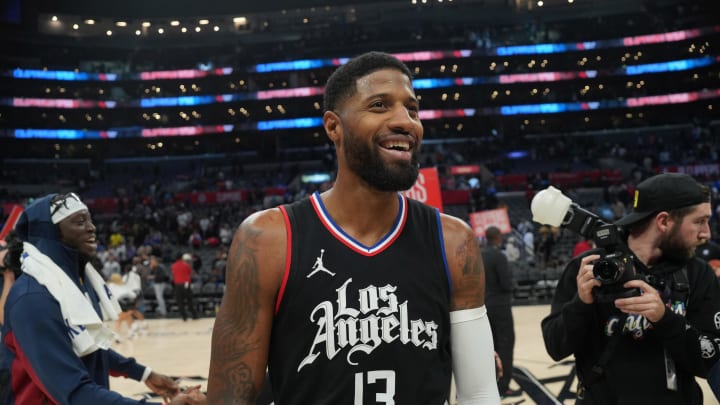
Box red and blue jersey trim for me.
[276,205,293,315]
[310,191,407,257]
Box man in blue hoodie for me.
[0,193,205,405]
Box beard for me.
[658,222,696,264]
[343,130,419,192]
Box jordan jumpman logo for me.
[307,249,336,278]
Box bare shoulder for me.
[227,207,288,295]
[439,213,485,311]
[439,212,474,238]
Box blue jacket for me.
[0,194,158,404]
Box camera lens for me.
[593,259,621,284]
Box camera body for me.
[561,203,640,302]
[531,186,640,302]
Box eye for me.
[407,105,420,116]
[370,100,386,109]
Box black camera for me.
[531,186,640,302]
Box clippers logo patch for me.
[700,336,716,359]
[715,312,720,330]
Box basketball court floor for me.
[109,304,716,404]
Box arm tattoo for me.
[458,232,482,276]
[453,231,484,310]
[210,225,262,403]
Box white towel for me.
[20,242,121,357]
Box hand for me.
[614,279,666,323]
[576,254,602,304]
[145,371,180,403]
[169,385,206,405]
[494,351,503,381]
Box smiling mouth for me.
[380,139,412,152]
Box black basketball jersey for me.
[269,191,452,405]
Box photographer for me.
[541,173,720,404]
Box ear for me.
[655,211,672,233]
[323,110,342,145]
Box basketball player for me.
[208,52,499,404]
[1,193,205,404]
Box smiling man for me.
[208,52,500,404]
[0,193,204,405]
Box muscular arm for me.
[207,209,286,404]
[441,214,499,403]
[442,215,484,311]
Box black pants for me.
[174,284,198,320]
[487,304,515,393]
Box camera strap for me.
[642,264,689,392]
[664,266,688,392]
[584,313,628,387]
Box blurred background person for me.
[172,252,198,321]
[572,237,596,257]
[696,238,720,276]
[483,226,519,398]
[148,255,169,317]
[107,272,139,341]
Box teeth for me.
[382,141,410,151]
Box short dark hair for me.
[485,226,502,243]
[625,205,697,235]
[323,51,413,113]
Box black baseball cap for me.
[615,173,710,227]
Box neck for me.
[318,186,401,246]
[627,234,662,267]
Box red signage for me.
[450,165,481,175]
[0,205,23,240]
[468,208,511,238]
[403,167,443,212]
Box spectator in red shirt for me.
[171,253,198,321]
[572,237,595,257]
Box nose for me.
[699,222,711,240]
[86,220,96,232]
[387,105,422,136]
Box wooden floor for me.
[109,304,717,404]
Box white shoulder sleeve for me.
[450,306,501,404]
